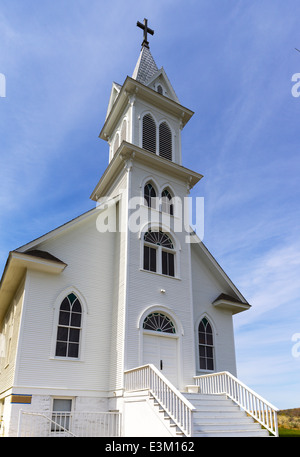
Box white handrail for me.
[194,371,279,436]
[124,364,196,436]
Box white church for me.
[0,20,278,437]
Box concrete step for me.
[193,429,270,437]
[181,392,269,438]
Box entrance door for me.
[143,333,178,387]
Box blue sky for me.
[0,0,300,410]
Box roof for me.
[132,46,159,85]
[24,249,65,264]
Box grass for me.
[279,427,300,437]
[278,408,300,437]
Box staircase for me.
[124,365,278,438]
[182,393,270,437]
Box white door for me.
[143,333,178,387]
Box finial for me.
[137,18,154,49]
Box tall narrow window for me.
[113,133,120,156]
[143,230,175,277]
[159,122,172,161]
[142,114,156,153]
[161,188,174,215]
[120,119,127,143]
[144,182,156,208]
[198,318,214,371]
[55,293,82,358]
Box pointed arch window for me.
[120,119,127,143]
[161,188,174,215]
[113,133,120,156]
[143,230,175,277]
[55,293,82,358]
[157,85,163,95]
[144,182,156,208]
[142,114,156,154]
[198,317,214,371]
[159,122,172,161]
[143,312,176,334]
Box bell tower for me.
[91,20,203,390]
[99,19,194,167]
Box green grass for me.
[279,427,300,437]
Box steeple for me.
[132,46,159,85]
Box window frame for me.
[51,288,87,361]
[198,317,215,372]
[55,293,82,359]
[142,230,176,278]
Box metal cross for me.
[137,18,154,49]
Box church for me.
[0,20,278,437]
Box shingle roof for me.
[132,46,159,85]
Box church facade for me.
[0,21,278,437]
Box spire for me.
[132,45,159,85]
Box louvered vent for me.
[159,122,172,161]
[157,85,163,94]
[142,114,156,153]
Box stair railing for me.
[194,371,279,436]
[124,364,196,436]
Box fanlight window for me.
[144,183,156,208]
[144,230,174,248]
[143,230,175,277]
[143,312,176,334]
[142,113,156,154]
[198,317,214,370]
[55,293,82,358]
[159,122,172,161]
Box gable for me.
[190,235,250,314]
[145,68,179,103]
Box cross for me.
[137,18,154,49]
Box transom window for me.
[143,230,175,277]
[143,312,176,334]
[55,293,82,358]
[198,317,214,371]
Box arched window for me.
[159,122,172,161]
[144,182,156,208]
[55,293,82,358]
[161,188,174,215]
[198,317,214,371]
[143,230,175,277]
[120,119,127,144]
[113,133,120,156]
[143,312,176,334]
[157,85,163,95]
[142,114,156,154]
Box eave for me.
[212,293,251,315]
[99,76,194,141]
[90,141,203,201]
[0,251,67,322]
